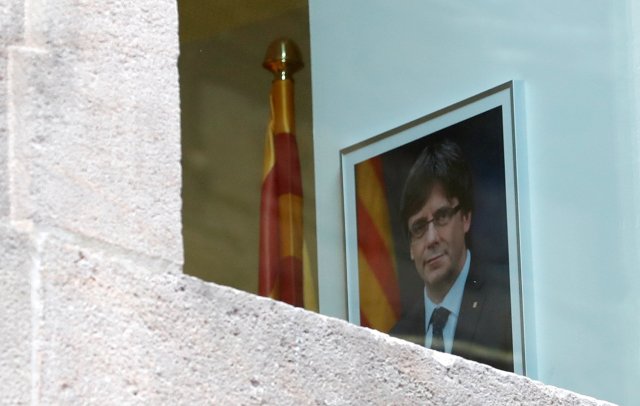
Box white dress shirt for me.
[424,250,471,352]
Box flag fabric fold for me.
[356,157,401,332]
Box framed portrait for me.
[340,82,526,374]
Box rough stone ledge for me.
[32,231,612,405]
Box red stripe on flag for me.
[278,256,304,306]
[356,197,401,317]
[258,167,280,296]
[273,132,303,197]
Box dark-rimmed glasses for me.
[408,205,461,240]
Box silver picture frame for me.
[340,81,528,374]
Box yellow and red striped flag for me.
[356,157,401,332]
[258,76,317,311]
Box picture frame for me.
[340,81,526,374]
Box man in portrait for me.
[390,138,513,372]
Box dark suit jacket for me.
[390,258,513,372]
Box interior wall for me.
[178,1,316,293]
[309,1,640,404]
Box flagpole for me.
[259,38,317,310]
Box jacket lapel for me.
[452,267,486,356]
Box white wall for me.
[310,1,640,404]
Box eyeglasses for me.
[408,205,461,240]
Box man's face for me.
[408,183,471,299]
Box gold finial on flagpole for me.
[263,38,303,81]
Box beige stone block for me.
[38,233,180,404]
[24,0,178,58]
[7,31,182,262]
[1,0,25,219]
[0,225,33,405]
[1,0,23,46]
[0,56,10,219]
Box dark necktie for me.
[430,307,450,352]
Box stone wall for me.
[1,1,29,403]
[1,0,183,402]
[0,0,612,404]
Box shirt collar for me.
[424,249,471,321]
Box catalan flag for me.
[356,157,401,332]
[258,74,317,311]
